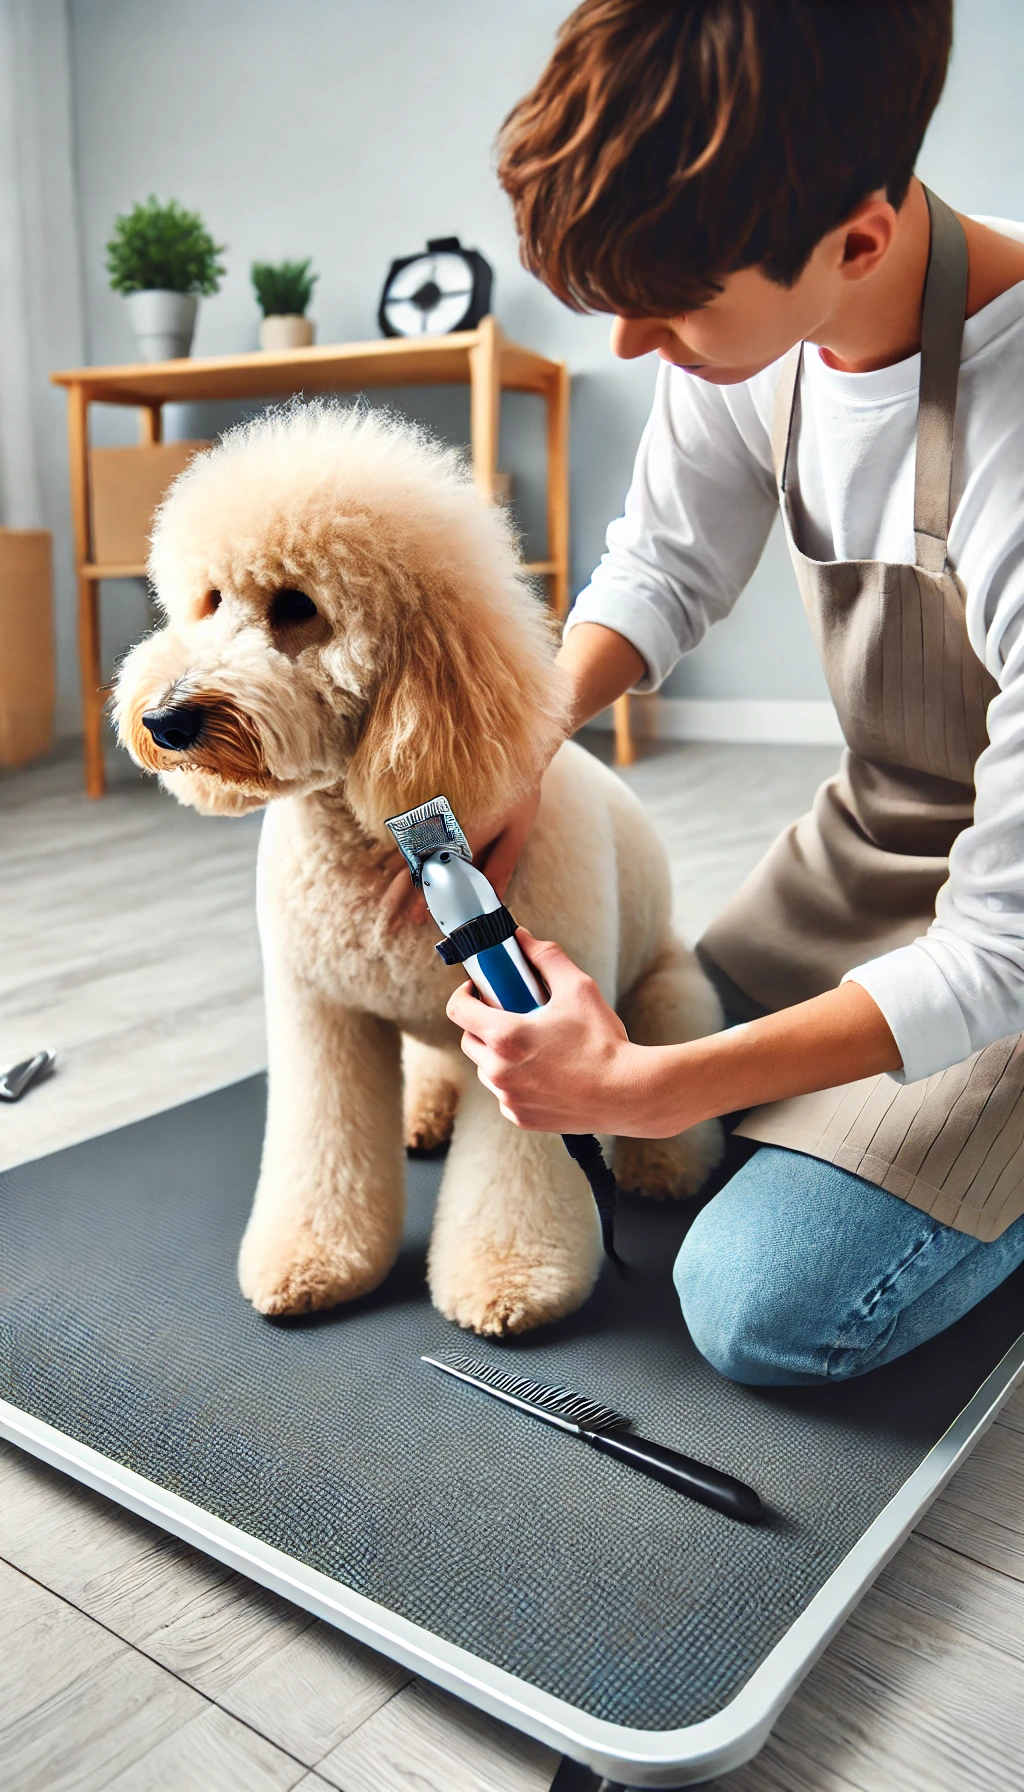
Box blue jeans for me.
[674,1145,1024,1386]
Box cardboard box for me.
[89,440,208,568]
[0,529,55,766]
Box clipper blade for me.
[385,795,472,887]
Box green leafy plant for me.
[105,196,226,296]
[251,258,318,317]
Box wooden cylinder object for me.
[0,528,55,767]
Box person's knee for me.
[674,1215,780,1383]
[673,1192,822,1385]
[674,1145,982,1385]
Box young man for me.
[445,0,1024,1384]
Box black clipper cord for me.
[561,1132,624,1269]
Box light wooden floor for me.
[2,739,1023,1792]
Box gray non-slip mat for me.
[1,1075,1022,1734]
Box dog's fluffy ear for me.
[345,574,570,836]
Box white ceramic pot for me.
[125,289,198,362]
[259,313,315,351]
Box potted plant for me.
[106,196,226,362]
[251,259,318,350]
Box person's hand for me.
[380,784,542,928]
[446,928,652,1134]
[448,930,907,1143]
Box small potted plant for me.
[106,195,226,362]
[251,259,318,350]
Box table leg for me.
[139,403,163,445]
[469,315,500,498]
[613,694,635,767]
[540,360,634,764]
[67,385,105,797]
[77,574,104,797]
[546,362,571,620]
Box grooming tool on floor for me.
[0,1049,56,1104]
[385,795,622,1262]
[423,1352,764,1522]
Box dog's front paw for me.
[238,1216,394,1317]
[614,1119,724,1200]
[429,1236,601,1337]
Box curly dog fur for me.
[115,403,723,1335]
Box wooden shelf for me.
[51,324,561,407]
[83,562,148,580]
[89,561,557,584]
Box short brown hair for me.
[498,0,953,315]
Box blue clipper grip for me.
[419,848,623,1267]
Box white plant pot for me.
[260,313,315,351]
[125,289,198,362]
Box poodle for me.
[114,404,723,1336]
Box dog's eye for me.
[200,589,221,617]
[269,588,317,629]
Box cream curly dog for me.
[115,404,723,1335]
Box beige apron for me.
[700,189,1024,1244]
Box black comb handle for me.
[583,1427,763,1522]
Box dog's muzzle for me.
[141,702,205,752]
[128,690,269,792]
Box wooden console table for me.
[53,318,632,797]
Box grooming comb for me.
[423,1353,763,1522]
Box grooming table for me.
[2,1079,1022,1788]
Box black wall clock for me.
[378,237,493,338]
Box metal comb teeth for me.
[422,1351,630,1435]
[384,796,472,887]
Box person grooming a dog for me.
[444,0,1024,1383]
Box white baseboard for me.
[585,696,843,746]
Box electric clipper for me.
[385,795,622,1263]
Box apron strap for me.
[770,343,803,492]
[770,188,968,572]
[914,187,968,574]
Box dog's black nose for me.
[141,703,205,752]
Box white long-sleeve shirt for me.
[566,219,1024,1084]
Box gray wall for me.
[58,0,1024,721]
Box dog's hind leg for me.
[428,1073,603,1337]
[239,956,405,1316]
[613,939,726,1199]
[402,1036,463,1152]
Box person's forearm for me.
[633,981,902,1137]
[557,621,648,733]
[447,935,902,1138]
